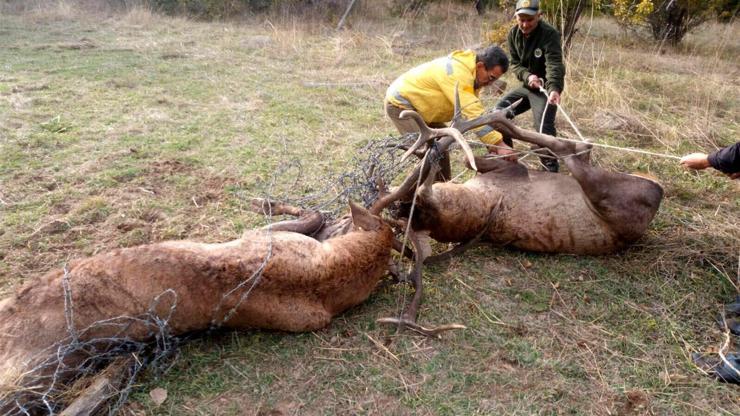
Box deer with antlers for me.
[374,95,664,330]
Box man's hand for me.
[680,153,711,170]
[548,91,561,105]
[489,144,518,162]
[727,172,740,180]
[527,74,542,90]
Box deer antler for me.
[371,124,479,216]
[491,118,591,157]
[448,98,591,158]
[372,86,501,216]
[398,110,477,172]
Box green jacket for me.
[507,20,565,94]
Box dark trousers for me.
[495,87,559,171]
[495,86,558,136]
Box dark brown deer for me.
[374,100,664,330]
[0,201,394,412]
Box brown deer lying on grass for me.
[411,118,663,254]
[0,201,394,413]
[375,100,664,328]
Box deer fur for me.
[407,119,664,254]
[0,202,393,404]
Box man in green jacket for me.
[496,0,565,172]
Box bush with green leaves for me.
[606,0,738,45]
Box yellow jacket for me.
[385,50,502,145]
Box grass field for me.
[0,2,738,415]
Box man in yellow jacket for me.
[385,45,516,179]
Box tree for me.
[610,0,738,46]
[648,0,711,46]
[540,0,590,55]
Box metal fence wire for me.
[0,134,417,415]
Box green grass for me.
[0,5,739,416]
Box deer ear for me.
[349,201,382,231]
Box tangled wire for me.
[0,134,416,415]
[241,134,418,219]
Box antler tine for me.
[398,109,477,171]
[451,98,525,136]
[432,127,477,172]
[491,117,578,156]
[398,110,436,162]
[494,118,558,147]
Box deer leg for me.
[250,198,326,235]
[466,155,529,176]
[492,120,579,158]
[265,212,325,235]
[250,198,304,216]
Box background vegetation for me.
[0,0,738,414]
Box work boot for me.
[692,352,740,384]
[716,295,740,336]
[540,157,559,173]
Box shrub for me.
[611,0,653,25]
[147,0,269,19]
[482,18,514,46]
[606,0,738,45]
[539,0,590,55]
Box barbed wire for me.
[236,134,417,219]
[0,133,415,415]
[1,284,181,415]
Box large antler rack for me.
[450,97,585,157]
[371,86,482,215]
[399,83,479,170]
[398,111,477,172]
[370,118,473,215]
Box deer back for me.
[0,204,394,390]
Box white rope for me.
[392,150,430,319]
[534,85,681,160]
[555,136,682,160]
[538,86,588,143]
[539,91,548,135]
